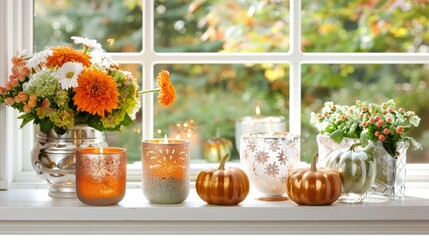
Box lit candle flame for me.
[176,134,181,139]
[255,100,261,116]
[99,146,104,154]
[164,134,168,144]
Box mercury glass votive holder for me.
[142,139,190,204]
[76,147,127,206]
[235,116,286,153]
[240,132,300,201]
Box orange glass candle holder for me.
[76,147,126,206]
[142,139,190,204]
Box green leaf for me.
[349,122,357,133]
[346,132,358,139]
[326,123,337,133]
[74,113,90,124]
[120,114,133,127]
[17,113,30,120]
[360,130,369,148]
[18,113,35,129]
[39,118,53,134]
[53,126,67,135]
[329,130,344,144]
[87,115,104,132]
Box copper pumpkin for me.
[286,153,342,206]
[196,154,250,205]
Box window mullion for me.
[142,0,154,141]
[289,0,302,136]
[302,52,429,63]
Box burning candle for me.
[75,147,127,206]
[235,101,286,152]
[142,136,190,204]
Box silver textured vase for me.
[31,125,106,198]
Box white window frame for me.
[1,0,429,190]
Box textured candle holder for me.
[240,132,300,201]
[76,147,126,206]
[142,139,190,204]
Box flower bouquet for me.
[0,36,175,135]
[310,101,364,144]
[358,99,422,158]
[310,101,364,161]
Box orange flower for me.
[46,46,91,68]
[73,69,119,117]
[156,70,176,107]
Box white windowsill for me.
[1,181,429,235]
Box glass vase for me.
[365,141,410,201]
[240,132,300,201]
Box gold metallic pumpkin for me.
[196,154,250,205]
[203,136,233,163]
[286,153,342,206]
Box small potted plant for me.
[358,99,422,200]
[310,101,363,161]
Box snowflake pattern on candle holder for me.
[81,154,123,182]
[240,133,300,200]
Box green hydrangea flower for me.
[24,70,60,98]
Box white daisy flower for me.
[57,62,84,90]
[90,50,118,69]
[26,49,53,70]
[71,36,102,51]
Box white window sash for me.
[1,0,34,189]
[0,0,8,189]
[1,0,429,189]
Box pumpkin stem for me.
[310,153,318,172]
[218,154,229,170]
[216,140,222,162]
[349,143,361,152]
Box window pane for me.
[154,0,290,52]
[34,0,142,52]
[153,64,290,163]
[302,0,429,52]
[301,64,429,163]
